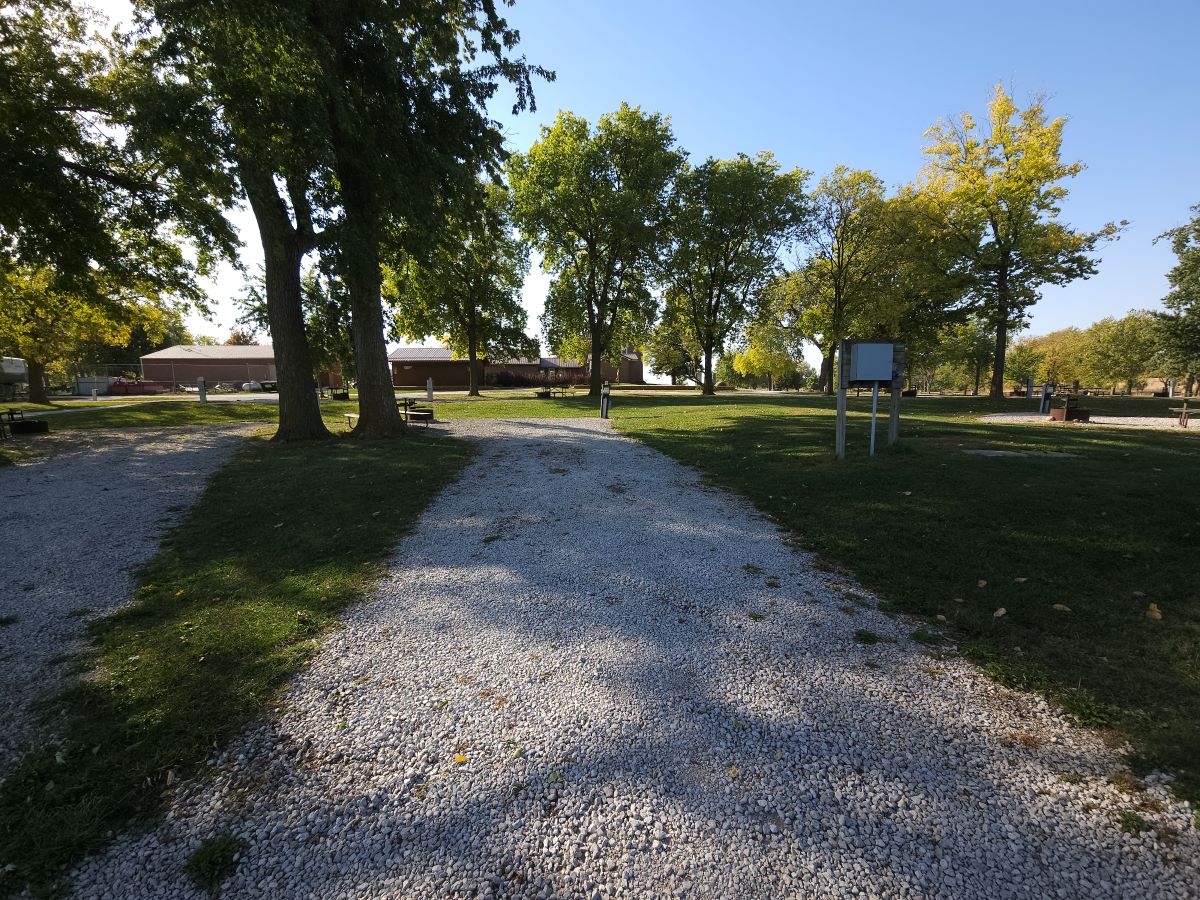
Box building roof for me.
[388,347,456,362]
[541,356,583,369]
[141,344,275,360]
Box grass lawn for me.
[0,431,472,897]
[607,392,1200,803]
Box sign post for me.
[197,376,207,404]
[426,377,433,402]
[600,381,611,419]
[835,341,849,460]
[837,340,904,459]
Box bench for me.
[1049,395,1090,423]
[1169,402,1194,428]
[344,412,359,430]
[399,399,433,427]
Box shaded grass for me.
[0,432,472,897]
[609,392,1200,802]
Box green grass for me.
[0,432,472,897]
[607,392,1200,802]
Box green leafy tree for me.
[732,319,814,391]
[1081,311,1161,393]
[775,167,898,393]
[919,85,1123,399]
[1155,204,1200,395]
[935,317,995,395]
[307,1,550,434]
[509,104,683,395]
[389,183,537,396]
[1003,339,1045,392]
[661,152,809,394]
[647,289,703,385]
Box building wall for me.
[141,359,277,387]
[391,360,473,388]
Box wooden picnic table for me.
[1168,401,1194,428]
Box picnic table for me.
[1049,395,1090,423]
[1169,400,1194,428]
[399,398,433,426]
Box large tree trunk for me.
[589,331,604,397]
[467,330,481,397]
[702,346,715,395]
[240,161,330,441]
[337,179,403,438]
[820,350,835,395]
[1187,373,1195,397]
[26,358,47,405]
[989,280,1010,400]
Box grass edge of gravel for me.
[609,396,1200,809]
[0,430,474,898]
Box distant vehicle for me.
[1,357,27,400]
[0,357,26,384]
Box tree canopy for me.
[918,85,1123,398]
[509,104,683,395]
[660,152,809,393]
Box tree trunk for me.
[337,180,403,438]
[240,161,330,441]
[589,331,604,397]
[702,346,715,395]
[972,360,982,396]
[1187,373,1195,397]
[467,333,481,397]
[26,358,48,404]
[820,350,835,395]
[989,299,1009,400]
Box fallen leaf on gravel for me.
[1052,604,1071,612]
[453,754,467,764]
[1013,577,1028,583]
[952,597,965,604]
[936,614,947,622]
[1145,603,1163,621]
[1132,591,1146,598]
[993,608,1007,618]
[728,765,739,779]
[977,580,988,589]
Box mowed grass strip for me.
[0,432,472,897]
[610,392,1200,802]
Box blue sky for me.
[491,0,1199,345]
[96,0,1200,351]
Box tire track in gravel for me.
[72,418,1199,900]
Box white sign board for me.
[847,343,894,383]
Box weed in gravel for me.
[910,628,943,646]
[65,608,93,619]
[747,612,765,621]
[1006,730,1045,749]
[184,834,245,896]
[0,615,17,628]
[1118,810,1150,834]
[854,629,890,645]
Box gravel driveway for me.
[0,426,257,774]
[72,419,1198,899]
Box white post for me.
[600,381,611,419]
[197,376,207,403]
[426,377,433,401]
[91,388,98,401]
[835,340,848,460]
[869,381,879,456]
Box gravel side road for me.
[980,411,1199,432]
[72,419,1198,899]
[0,426,257,774]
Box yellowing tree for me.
[919,86,1122,399]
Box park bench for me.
[1168,400,1194,428]
[1049,395,1090,423]
[344,412,359,430]
[399,398,433,426]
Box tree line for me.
[4,1,1197,436]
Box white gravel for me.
[69,419,1198,899]
[980,412,1199,432]
[0,426,257,774]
